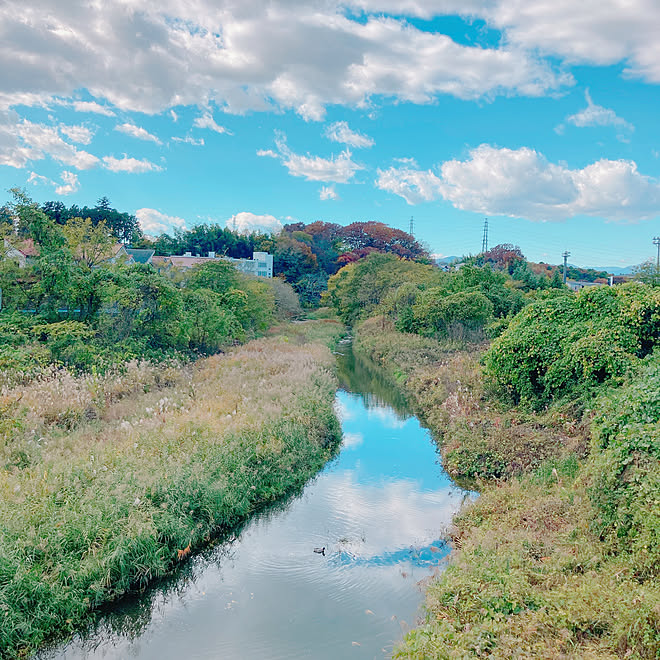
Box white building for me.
[224,251,273,278]
[153,250,274,277]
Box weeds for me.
[0,321,343,658]
[354,319,660,659]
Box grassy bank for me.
[354,318,660,659]
[0,320,344,658]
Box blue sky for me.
[1,1,659,268]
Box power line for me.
[409,215,414,239]
[481,219,488,253]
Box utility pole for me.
[481,219,488,253]
[409,216,414,239]
[562,251,571,284]
[654,236,660,270]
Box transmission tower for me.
[562,251,571,284]
[654,236,660,270]
[409,216,414,239]
[481,219,489,253]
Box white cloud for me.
[358,1,660,82]
[320,185,339,200]
[325,121,374,148]
[226,211,283,234]
[262,132,363,183]
[377,144,660,222]
[565,90,633,131]
[0,111,99,169]
[193,111,231,135]
[0,2,573,119]
[27,171,52,186]
[55,170,79,195]
[172,135,204,146]
[376,165,443,205]
[135,207,187,234]
[102,155,162,173]
[169,109,178,122]
[283,148,362,183]
[27,169,80,195]
[115,122,162,144]
[59,124,93,145]
[70,101,115,117]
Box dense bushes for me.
[484,283,660,407]
[326,254,526,339]
[589,352,660,578]
[0,254,299,379]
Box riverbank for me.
[0,320,344,659]
[354,318,660,659]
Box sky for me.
[1,1,660,269]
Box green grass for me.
[0,322,342,658]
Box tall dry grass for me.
[0,320,344,658]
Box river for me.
[39,341,472,660]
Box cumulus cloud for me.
[260,132,363,183]
[226,211,283,234]
[325,121,374,148]
[55,170,79,195]
[59,124,93,145]
[320,185,339,200]
[0,111,99,169]
[0,1,574,120]
[102,155,162,173]
[135,207,187,234]
[376,166,443,205]
[358,1,660,82]
[115,122,162,144]
[559,90,634,137]
[376,144,660,222]
[193,111,231,134]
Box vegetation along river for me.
[39,341,473,659]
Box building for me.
[566,280,605,292]
[224,251,273,278]
[125,248,155,265]
[151,251,274,277]
[2,238,39,268]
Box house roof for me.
[125,248,155,264]
[167,256,212,268]
[17,238,39,257]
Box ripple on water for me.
[39,380,475,660]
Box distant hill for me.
[597,265,637,275]
[434,255,461,265]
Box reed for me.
[0,320,344,658]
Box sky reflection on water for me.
[40,347,473,660]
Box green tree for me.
[180,288,242,353]
[633,259,660,286]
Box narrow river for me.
[40,342,472,660]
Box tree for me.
[633,259,660,287]
[62,217,115,268]
[481,243,524,273]
[180,288,242,353]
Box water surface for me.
[41,344,472,659]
